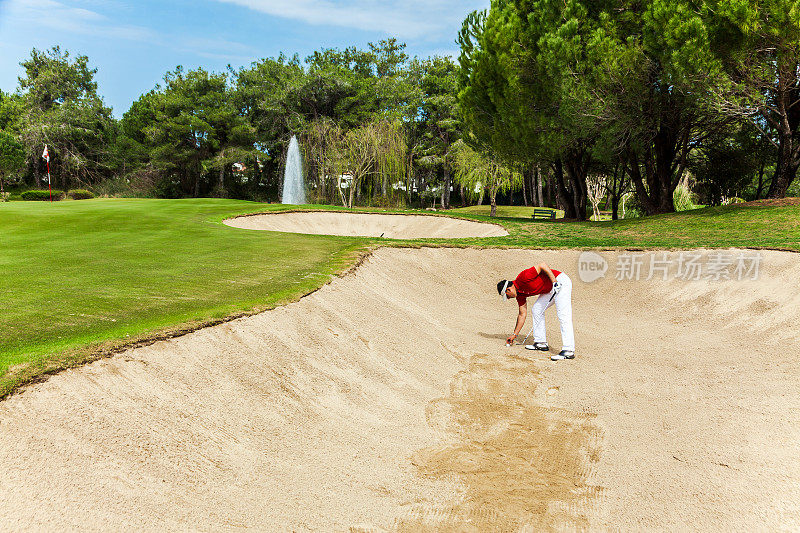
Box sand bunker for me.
[1,248,799,530]
[224,211,509,238]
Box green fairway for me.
[1,198,798,398]
[0,199,365,397]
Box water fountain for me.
[281,135,306,204]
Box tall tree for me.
[0,130,25,195]
[0,90,22,133]
[416,56,462,209]
[16,47,115,189]
[302,117,345,204]
[231,55,306,195]
[711,0,800,198]
[457,1,599,219]
[341,120,406,208]
[133,67,254,197]
[452,139,522,217]
[231,43,414,201]
[18,46,98,112]
[118,89,161,181]
[601,0,727,215]
[690,123,771,205]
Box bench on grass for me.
[532,208,556,220]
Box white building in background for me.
[337,174,354,188]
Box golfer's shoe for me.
[524,342,550,351]
[551,350,575,361]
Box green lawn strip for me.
[440,203,800,250]
[0,198,366,397]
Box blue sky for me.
[0,0,487,116]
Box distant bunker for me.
[224,211,509,239]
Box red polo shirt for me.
[513,267,561,305]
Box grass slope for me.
[1,198,798,397]
[0,199,364,397]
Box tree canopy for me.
[0,130,25,194]
[2,16,798,215]
[456,0,799,215]
[15,46,114,190]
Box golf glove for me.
[553,281,562,294]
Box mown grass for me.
[0,198,366,397]
[1,197,798,397]
[419,202,800,250]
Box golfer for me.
[497,263,575,360]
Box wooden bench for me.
[532,208,556,220]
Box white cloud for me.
[177,37,259,63]
[0,0,157,41]
[0,0,256,61]
[214,0,488,40]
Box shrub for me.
[21,189,64,201]
[93,175,151,198]
[152,176,183,199]
[621,192,643,218]
[722,196,745,205]
[369,194,405,208]
[68,189,95,200]
[673,185,700,212]
[788,179,800,197]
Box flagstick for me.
[42,145,52,202]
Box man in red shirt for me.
[497,262,575,360]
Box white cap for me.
[501,280,512,301]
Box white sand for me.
[223,211,509,238]
[1,248,798,531]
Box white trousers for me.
[531,272,575,351]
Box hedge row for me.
[20,189,96,201]
[21,190,64,201]
[68,189,95,200]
